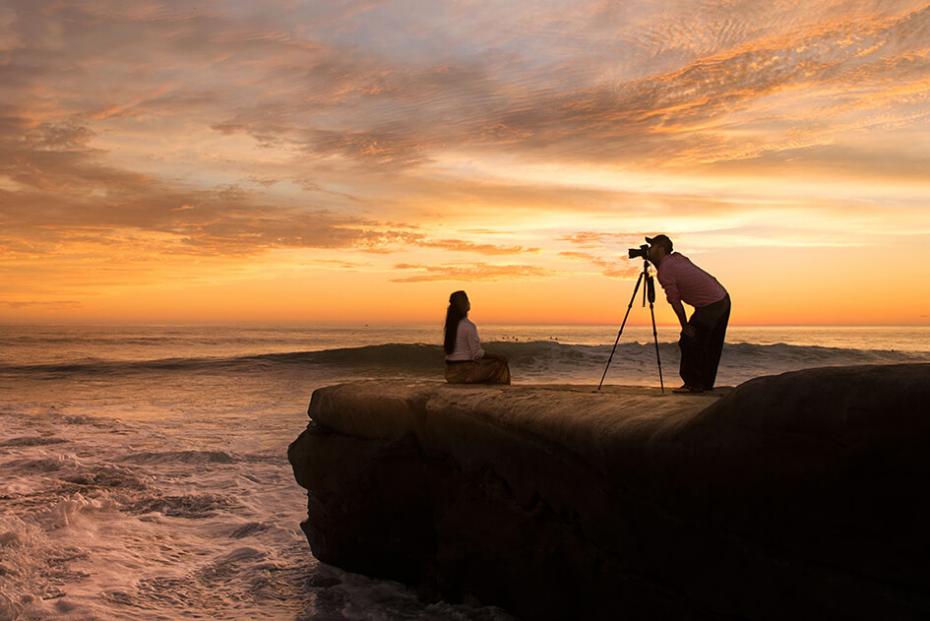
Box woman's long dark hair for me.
[443,290,468,354]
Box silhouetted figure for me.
[647,235,730,393]
[443,290,510,385]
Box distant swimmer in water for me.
[443,290,511,385]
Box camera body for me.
[628,244,649,260]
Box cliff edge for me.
[288,364,930,620]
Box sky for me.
[1,0,929,326]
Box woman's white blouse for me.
[446,318,485,361]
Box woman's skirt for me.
[444,354,511,385]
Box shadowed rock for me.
[288,364,930,620]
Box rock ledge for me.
[289,365,930,620]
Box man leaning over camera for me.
[646,234,730,393]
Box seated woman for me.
[443,290,511,385]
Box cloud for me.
[561,232,632,248]
[391,262,551,282]
[89,88,220,121]
[181,2,930,174]
[0,299,82,309]
[0,108,556,261]
[302,258,370,269]
[0,110,425,256]
[306,127,427,168]
[4,0,929,184]
[0,187,407,258]
[458,5,930,168]
[702,139,930,182]
[1,0,929,307]
[415,238,539,255]
[559,251,641,279]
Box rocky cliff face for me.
[288,365,930,620]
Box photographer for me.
[646,235,730,393]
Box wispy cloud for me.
[0,299,82,309]
[0,110,422,256]
[561,232,644,248]
[415,238,539,255]
[391,262,551,282]
[1,0,929,322]
[559,251,641,279]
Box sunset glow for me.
[2,1,929,325]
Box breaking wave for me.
[1,341,926,381]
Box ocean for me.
[2,324,929,620]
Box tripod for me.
[597,258,665,392]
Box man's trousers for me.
[678,294,730,390]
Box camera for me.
[628,244,649,259]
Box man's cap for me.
[645,234,673,252]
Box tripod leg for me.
[598,272,644,391]
[649,300,665,393]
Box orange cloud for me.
[0,300,82,309]
[391,263,551,282]
[559,251,640,279]
[1,1,929,324]
[415,239,539,255]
